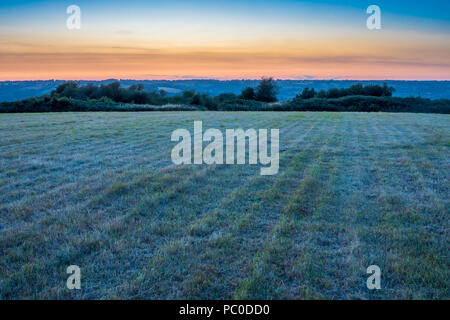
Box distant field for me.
[0,112,448,299]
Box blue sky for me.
[1,0,448,18]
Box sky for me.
[0,0,449,80]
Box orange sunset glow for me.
[1,0,449,80]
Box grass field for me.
[0,111,448,299]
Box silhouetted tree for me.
[316,89,327,98]
[190,93,202,105]
[215,93,238,104]
[53,81,79,98]
[255,77,279,102]
[347,83,364,96]
[326,88,341,99]
[240,87,256,100]
[382,83,395,96]
[300,88,315,99]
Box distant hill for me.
[1,79,449,102]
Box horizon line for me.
[1,78,449,82]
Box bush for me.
[240,87,256,100]
[299,88,315,99]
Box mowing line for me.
[233,116,342,299]
[117,114,326,299]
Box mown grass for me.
[0,112,448,299]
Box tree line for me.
[1,78,449,114]
[49,77,280,106]
[297,83,395,99]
